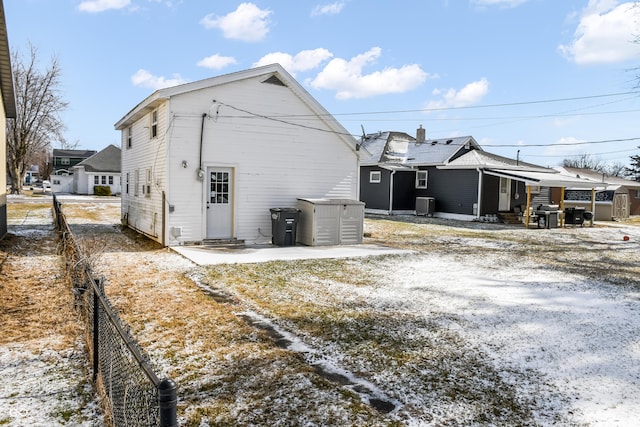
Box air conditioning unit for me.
[416,197,435,216]
[171,226,183,237]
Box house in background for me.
[71,144,121,195]
[438,150,602,221]
[115,64,359,246]
[0,0,16,239]
[359,128,480,216]
[360,127,602,222]
[51,148,97,175]
[553,167,640,220]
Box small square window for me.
[416,171,428,189]
[370,171,381,184]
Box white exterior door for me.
[499,177,511,211]
[206,167,233,239]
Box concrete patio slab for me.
[172,243,412,265]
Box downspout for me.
[476,168,483,220]
[389,170,396,214]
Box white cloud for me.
[78,0,130,12]
[253,49,333,76]
[308,47,429,99]
[425,78,490,110]
[200,3,272,42]
[558,1,640,64]
[311,2,346,16]
[131,69,187,90]
[197,54,238,70]
[544,137,587,158]
[471,0,529,8]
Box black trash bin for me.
[270,208,300,246]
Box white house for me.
[72,144,121,195]
[114,64,359,246]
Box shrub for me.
[94,185,112,196]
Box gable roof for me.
[73,144,121,173]
[53,149,97,158]
[441,149,550,172]
[114,63,357,152]
[359,131,481,166]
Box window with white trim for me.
[94,175,99,185]
[150,110,158,138]
[127,126,132,148]
[145,168,152,197]
[108,176,113,185]
[416,170,428,188]
[125,172,129,194]
[134,169,140,196]
[369,171,381,184]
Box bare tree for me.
[562,153,605,171]
[6,43,67,194]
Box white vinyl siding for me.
[120,102,168,239]
[163,76,357,245]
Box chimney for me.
[416,125,425,143]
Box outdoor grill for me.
[564,207,593,227]
[535,204,561,229]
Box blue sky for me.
[5,0,640,167]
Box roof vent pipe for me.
[416,125,425,144]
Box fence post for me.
[92,279,100,383]
[158,378,177,427]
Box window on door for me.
[210,171,230,204]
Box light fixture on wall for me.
[181,160,189,168]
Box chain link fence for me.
[53,195,177,427]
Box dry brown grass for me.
[0,230,82,352]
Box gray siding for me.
[360,166,391,210]
[417,167,479,215]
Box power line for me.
[482,137,640,148]
[331,90,640,116]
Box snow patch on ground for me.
[0,340,100,426]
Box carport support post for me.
[560,187,565,227]
[590,187,596,226]
[525,185,532,229]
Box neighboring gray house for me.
[71,145,121,195]
[359,129,480,216]
[114,64,359,246]
[360,128,601,221]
